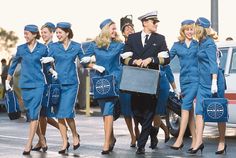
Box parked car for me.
[166,40,236,137]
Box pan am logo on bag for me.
[95,78,111,95]
[51,88,60,104]
[207,102,224,119]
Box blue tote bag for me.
[203,94,229,122]
[5,90,21,120]
[48,79,61,113]
[92,74,118,100]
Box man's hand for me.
[140,57,152,67]
[133,59,143,67]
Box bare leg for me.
[58,119,68,150]
[188,109,196,148]
[103,115,113,151]
[124,116,136,145]
[34,117,47,148]
[47,118,59,129]
[217,122,226,151]
[134,118,140,140]
[66,118,79,146]
[24,120,39,151]
[192,115,204,150]
[172,110,189,147]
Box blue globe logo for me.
[51,87,60,104]
[95,78,111,95]
[207,102,224,119]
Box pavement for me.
[0,107,236,158]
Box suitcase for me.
[4,90,21,120]
[120,66,159,95]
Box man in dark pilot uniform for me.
[123,11,170,154]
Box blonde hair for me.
[178,24,195,42]
[95,22,122,48]
[195,25,218,41]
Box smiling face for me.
[123,25,135,37]
[24,30,36,43]
[184,26,194,40]
[55,28,69,42]
[41,27,53,43]
[108,23,118,39]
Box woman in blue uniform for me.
[190,17,226,155]
[5,25,49,155]
[120,15,139,147]
[43,22,82,154]
[32,22,61,151]
[85,19,124,154]
[169,20,198,151]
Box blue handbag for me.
[5,90,21,120]
[48,79,61,113]
[92,74,118,100]
[203,94,229,122]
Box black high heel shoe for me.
[101,150,110,155]
[189,143,204,154]
[215,144,227,154]
[58,142,70,154]
[109,138,116,151]
[31,146,41,151]
[22,146,32,155]
[73,134,80,150]
[170,143,184,150]
[42,146,48,152]
[186,148,193,153]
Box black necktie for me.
[144,34,149,46]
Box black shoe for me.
[42,146,48,152]
[215,144,227,154]
[186,148,193,153]
[170,143,184,150]
[58,142,70,154]
[109,138,116,151]
[130,143,136,148]
[22,150,31,155]
[189,143,204,154]
[101,150,110,155]
[165,135,170,143]
[73,134,80,150]
[136,147,145,154]
[31,146,42,151]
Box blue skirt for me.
[97,99,116,116]
[119,92,133,117]
[156,73,170,115]
[55,84,78,119]
[180,82,198,111]
[40,85,55,117]
[21,87,44,120]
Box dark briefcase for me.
[5,90,21,120]
[120,66,159,95]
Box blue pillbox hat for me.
[56,22,71,29]
[24,24,39,33]
[195,17,211,28]
[100,19,113,29]
[181,19,195,26]
[44,22,55,30]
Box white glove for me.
[80,56,91,63]
[49,68,58,80]
[91,55,96,62]
[158,51,169,58]
[40,57,54,64]
[174,89,181,99]
[5,80,12,91]
[211,78,218,94]
[92,64,105,73]
[120,52,133,59]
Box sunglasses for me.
[148,19,158,25]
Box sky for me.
[1,0,236,58]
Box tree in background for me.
[0,27,18,54]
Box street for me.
[0,110,236,158]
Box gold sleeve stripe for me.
[124,57,132,65]
[158,57,164,65]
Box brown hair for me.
[60,28,73,39]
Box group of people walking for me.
[4,10,227,156]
